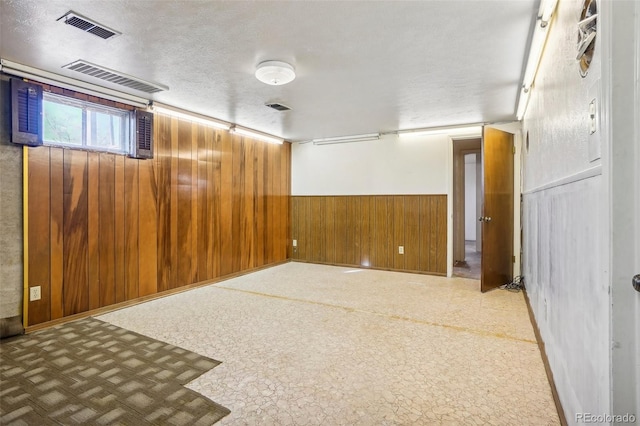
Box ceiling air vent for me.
[265,103,292,112]
[62,60,169,94]
[57,11,121,40]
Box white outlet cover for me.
[30,286,41,301]
[293,239,297,247]
[398,246,404,254]
[588,79,601,162]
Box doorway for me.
[451,128,516,291]
[452,138,481,280]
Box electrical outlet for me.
[30,286,41,301]
[398,246,404,255]
[293,239,297,247]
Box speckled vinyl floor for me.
[98,262,559,425]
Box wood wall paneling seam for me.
[24,118,291,326]
[291,195,447,274]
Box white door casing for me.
[604,0,640,419]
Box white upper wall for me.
[522,0,602,192]
[521,0,609,422]
[291,134,450,195]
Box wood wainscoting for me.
[291,195,447,275]
[25,114,290,327]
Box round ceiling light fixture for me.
[255,61,296,86]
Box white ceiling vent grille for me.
[62,60,169,94]
[57,11,121,40]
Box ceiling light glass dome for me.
[255,61,296,86]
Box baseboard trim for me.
[522,289,568,426]
[24,260,291,333]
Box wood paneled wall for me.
[291,195,447,275]
[26,114,290,326]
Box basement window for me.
[43,92,130,153]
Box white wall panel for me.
[291,134,449,195]
[523,177,609,422]
[464,156,477,240]
[521,0,611,423]
[522,0,603,193]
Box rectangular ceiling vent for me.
[62,60,169,94]
[265,103,292,112]
[57,11,121,40]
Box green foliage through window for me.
[43,93,130,153]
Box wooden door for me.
[480,127,514,292]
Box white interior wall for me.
[291,133,450,196]
[464,154,477,241]
[292,132,454,275]
[521,0,609,422]
[292,129,521,280]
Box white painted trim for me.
[598,0,614,414]
[447,137,454,278]
[513,130,522,277]
[604,0,640,417]
[523,165,602,195]
[636,0,640,251]
[634,0,640,413]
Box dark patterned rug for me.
[0,317,229,425]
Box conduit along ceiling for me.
[0,0,539,142]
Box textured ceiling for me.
[0,0,538,142]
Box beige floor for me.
[98,262,559,425]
